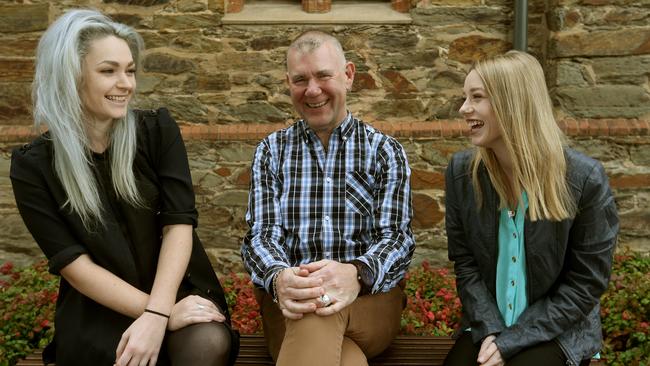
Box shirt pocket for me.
[345,171,375,217]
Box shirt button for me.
[326,177,332,183]
[508,303,513,310]
[512,256,517,263]
[324,215,330,221]
[512,232,517,239]
[511,280,515,286]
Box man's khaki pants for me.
[254,285,405,366]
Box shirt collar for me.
[298,112,355,142]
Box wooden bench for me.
[16,334,453,366]
[16,334,605,366]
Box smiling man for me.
[241,31,415,366]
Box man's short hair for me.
[286,30,346,69]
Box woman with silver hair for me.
[11,9,237,366]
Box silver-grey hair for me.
[286,30,347,69]
[32,9,144,229]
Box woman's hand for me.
[167,295,225,331]
[477,335,505,366]
[114,311,168,366]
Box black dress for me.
[10,108,238,366]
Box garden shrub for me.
[1,254,648,365]
[0,261,57,366]
[600,253,650,366]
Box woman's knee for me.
[168,322,232,365]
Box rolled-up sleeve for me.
[10,147,87,275]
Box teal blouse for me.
[496,192,528,327]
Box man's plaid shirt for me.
[241,113,415,294]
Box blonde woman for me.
[443,51,618,366]
[11,9,237,366]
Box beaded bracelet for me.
[271,271,280,303]
[144,308,170,319]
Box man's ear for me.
[344,61,355,90]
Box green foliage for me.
[600,252,650,366]
[0,260,57,366]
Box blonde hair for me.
[33,9,144,229]
[469,51,575,221]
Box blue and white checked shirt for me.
[242,113,415,294]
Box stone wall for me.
[0,0,648,274]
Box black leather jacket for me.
[445,148,618,365]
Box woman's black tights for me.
[444,332,591,366]
[167,321,232,366]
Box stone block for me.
[369,99,425,119]
[411,169,445,190]
[215,144,257,163]
[197,73,231,91]
[380,70,419,94]
[142,52,196,75]
[153,13,222,29]
[215,190,249,207]
[448,35,510,64]
[205,248,245,275]
[555,85,650,118]
[139,95,209,123]
[208,0,225,12]
[631,144,650,166]
[0,36,38,58]
[219,101,289,123]
[0,3,49,33]
[551,28,650,57]
[0,82,31,124]
[351,72,378,92]
[412,6,509,27]
[177,0,208,12]
[110,13,151,29]
[554,61,589,87]
[591,55,650,84]
[375,50,439,70]
[214,52,275,72]
[104,0,169,5]
[412,193,444,229]
[250,35,289,51]
[0,58,34,83]
[370,32,418,50]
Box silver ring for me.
[320,294,331,306]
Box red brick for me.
[637,120,649,135]
[607,119,630,136]
[391,0,410,13]
[577,119,590,136]
[226,0,243,13]
[587,119,608,136]
[302,0,331,13]
[563,118,579,136]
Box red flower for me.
[0,261,13,275]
